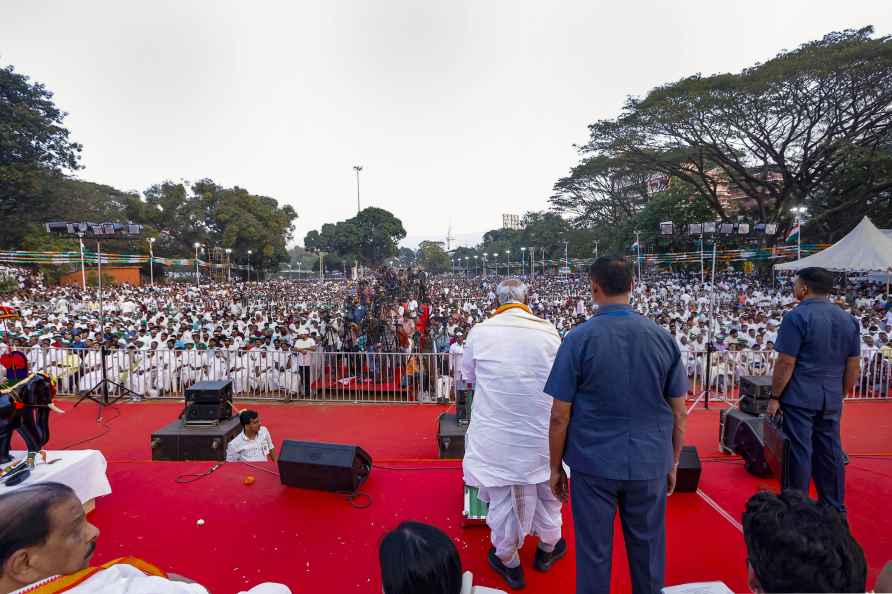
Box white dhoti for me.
[460,305,565,565]
[478,482,563,562]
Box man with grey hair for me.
[462,278,566,590]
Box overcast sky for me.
[3,1,891,248]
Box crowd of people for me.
[2,265,892,400]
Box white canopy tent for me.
[774,217,892,273]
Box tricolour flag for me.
[631,239,640,250]
[785,223,800,243]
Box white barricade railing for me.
[6,347,460,403]
[6,346,888,403]
[683,348,890,403]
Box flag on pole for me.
[785,223,800,243]
[631,239,640,250]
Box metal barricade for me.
[11,345,888,403]
[7,347,460,403]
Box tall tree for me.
[0,65,83,247]
[567,27,892,242]
[304,207,406,266]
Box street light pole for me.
[147,237,155,288]
[521,247,526,276]
[594,240,599,260]
[225,248,232,283]
[353,165,363,215]
[505,250,510,276]
[246,250,252,283]
[483,253,488,276]
[634,230,641,281]
[193,242,201,287]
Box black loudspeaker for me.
[720,409,771,477]
[739,395,769,415]
[185,380,233,404]
[278,440,372,492]
[183,401,232,425]
[675,445,701,492]
[739,375,773,399]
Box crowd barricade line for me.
[10,346,887,403]
[9,347,460,403]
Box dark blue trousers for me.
[782,403,846,513]
[570,471,666,594]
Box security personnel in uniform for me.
[545,257,688,594]
[770,267,861,513]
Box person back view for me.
[743,490,866,593]
[545,257,689,594]
[379,522,504,594]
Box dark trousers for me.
[782,403,845,512]
[571,471,666,594]
[298,365,312,396]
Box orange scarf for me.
[21,557,166,594]
[494,303,532,316]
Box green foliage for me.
[304,207,406,266]
[0,65,83,247]
[417,241,452,273]
[0,63,298,268]
[552,27,892,246]
[142,179,297,273]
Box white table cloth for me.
[1,449,112,504]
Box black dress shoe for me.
[488,547,525,590]
[534,538,568,572]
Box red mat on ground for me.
[88,460,752,594]
[33,399,892,593]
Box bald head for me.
[496,279,527,306]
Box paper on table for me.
[662,581,735,594]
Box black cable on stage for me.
[60,405,122,450]
[175,463,222,484]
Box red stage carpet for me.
[33,399,892,593]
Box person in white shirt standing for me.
[226,410,276,463]
[461,279,566,590]
[292,327,317,397]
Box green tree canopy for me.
[304,207,406,266]
[1,65,83,247]
[552,27,892,246]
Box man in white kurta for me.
[461,279,565,589]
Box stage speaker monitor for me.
[185,380,233,404]
[719,409,772,477]
[674,445,701,492]
[739,375,773,400]
[278,440,372,493]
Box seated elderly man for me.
[0,482,289,594]
[461,279,566,590]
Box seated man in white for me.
[379,522,504,594]
[0,482,289,594]
[226,410,276,463]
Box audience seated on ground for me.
[742,490,866,593]
[380,522,505,594]
[0,482,289,594]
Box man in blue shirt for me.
[770,267,861,513]
[545,257,688,594]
